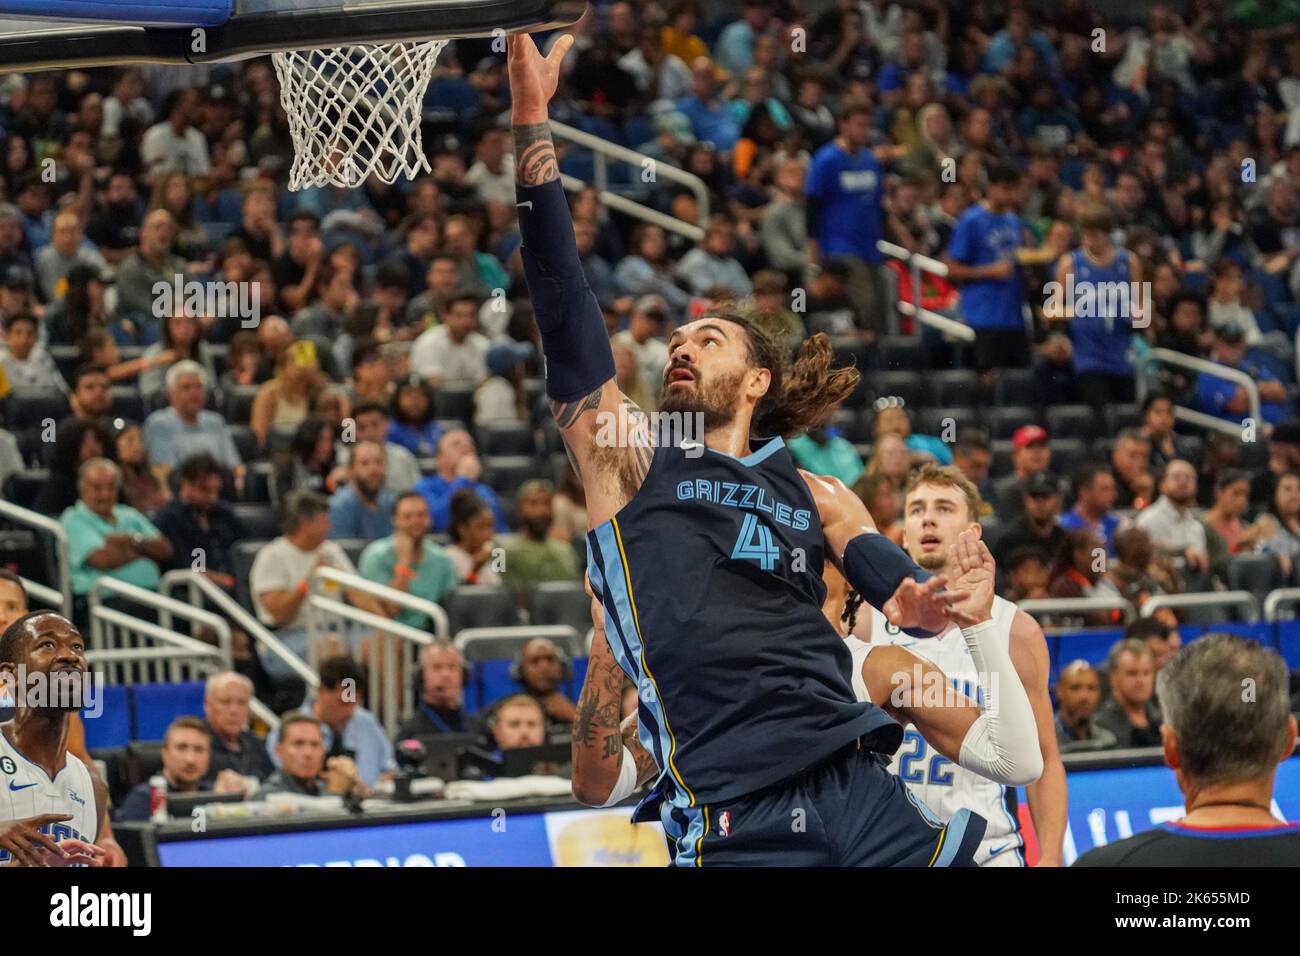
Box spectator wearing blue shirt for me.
[265,655,395,788]
[674,58,742,153]
[329,441,396,539]
[944,160,1031,370]
[805,99,887,338]
[414,428,508,533]
[387,379,444,458]
[715,0,773,77]
[1197,325,1293,427]
[1059,462,1124,555]
[982,8,1059,74]
[1054,203,1142,409]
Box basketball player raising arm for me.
[513,34,988,866]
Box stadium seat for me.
[926,369,981,408]
[266,423,298,456]
[432,386,476,425]
[830,407,871,443]
[333,538,369,568]
[49,345,80,382]
[231,539,273,611]
[3,469,48,510]
[443,585,520,634]
[231,503,280,541]
[4,388,70,431]
[229,424,260,464]
[1050,438,1091,481]
[241,462,274,503]
[81,685,132,750]
[916,406,975,439]
[979,515,1006,553]
[224,384,260,425]
[126,740,164,786]
[1105,404,1141,434]
[477,421,536,457]
[865,370,927,409]
[990,441,1014,478]
[985,406,1040,440]
[133,680,207,742]
[109,387,146,423]
[482,455,537,497]
[528,581,592,635]
[1045,404,1098,441]
[877,335,928,371]
[1225,553,1284,610]
[994,368,1037,406]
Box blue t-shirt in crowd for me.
[805,140,884,262]
[328,485,396,540]
[1069,248,1134,377]
[1059,508,1123,555]
[413,474,509,534]
[948,203,1025,331]
[1197,360,1288,425]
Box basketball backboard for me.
[0,0,584,72]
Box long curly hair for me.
[708,310,860,438]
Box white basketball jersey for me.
[0,730,98,864]
[848,596,1026,867]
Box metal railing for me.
[20,575,63,611]
[1142,590,1260,622]
[1136,349,1261,438]
[306,567,446,739]
[550,119,709,243]
[877,240,963,341]
[88,577,234,673]
[1264,588,1300,620]
[454,625,585,662]
[87,606,227,686]
[0,499,71,615]
[159,570,319,723]
[1018,595,1137,630]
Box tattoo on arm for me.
[620,713,659,786]
[514,121,558,186]
[572,652,624,750]
[549,387,603,429]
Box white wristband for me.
[597,747,640,807]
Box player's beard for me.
[659,364,747,431]
[915,551,948,572]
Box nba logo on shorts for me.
[718,811,731,837]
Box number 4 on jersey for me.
[731,513,779,570]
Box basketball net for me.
[273,40,448,190]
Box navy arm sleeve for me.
[842,532,940,637]
[516,177,617,404]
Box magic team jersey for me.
[850,595,1025,866]
[587,436,899,822]
[0,730,98,864]
[1068,248,1133,376]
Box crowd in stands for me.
[4,0,1300,767]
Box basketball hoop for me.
[273,39,448,191]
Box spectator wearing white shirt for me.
[33,210,108,304]
[1134,459,1210,578]
[465,127,515,211]
[611,294,670,396]
[1,312,67,393]
[673,213,753,299]
[249,490,388,683]
[475,340,532,427]
[618,23,692,108]
[140,88,211,178]
[409,293,490,388]
[101,66,154,141]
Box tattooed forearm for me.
[572,651,624,750]
[549,386,602,429]
[620,713,659,786]
[514,121,558,186]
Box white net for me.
[273,40,449,191]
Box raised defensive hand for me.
[882,574,968,634]
[946,530,996,629]
[507,32,575,122]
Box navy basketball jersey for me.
[1069,247,1133,376]
[586,435,900,822]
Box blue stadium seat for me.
[469,658,520,713]
[81,685,132,750]
[133,681,207,742]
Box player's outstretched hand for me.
[38,838,106,868]
[946,530,995,629]
[883,575,968,634]
[507,32,574,121]
[0,813,73,867]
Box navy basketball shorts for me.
[659,740,986,867]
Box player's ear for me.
[747,365,771,401]
[1160,724,1180,772]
